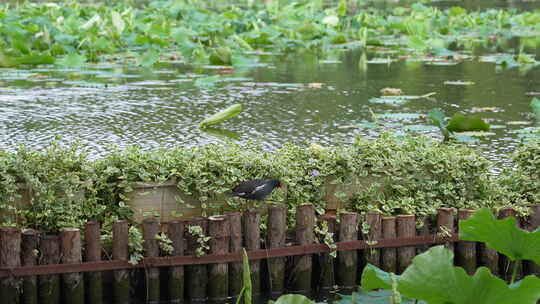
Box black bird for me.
[231,179,282,201]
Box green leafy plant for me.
[428,109,490,142]
[155,232,173,256]
[459,208,540,283]
[199,104,244,129]
[236,248,252,304]
[127,226,144,265]
[187,225,211,257]
[314,220,337,258]
[361,208,540,304]
[361,246,540,304]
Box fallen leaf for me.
[380,88,403,96]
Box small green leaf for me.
[273,294,314,304]
[194,75,221,88]
[360,264,394,291]
[111,11,125,34]
[446,113,490,132]
[199,104,243,128]
[138,49,160,67]
[56,52,87,67]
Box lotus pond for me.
[1,0,540,168]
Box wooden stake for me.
[416,216,432,254]
[525,205,540,276]
[208,215,230,303]
[363,211,382,268]
[499,208,521,281]
[60,228,84,304]
[85,221,103,304]
[227,213,243,297]
[318,214,336,295]
[337,212,358,293]
[244,210,261,296]
[292,204,315,295]
[267,205,286,298]
[113,220,130,304]
[143,217,161,303]
[21,229,38,304]
[39,235,60,304]
[167,221,185,303]
[381,217,397,274]
[437,208,455,251]
[186,218,208,303]
[456,210,476,275]
[396,215,415,274]
[0,227,21,304]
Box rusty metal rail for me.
[0,233,458,278]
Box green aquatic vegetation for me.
[0,1,539,67]
[361,245,540,304]
[428,109,491,142]
[199,104,244,128]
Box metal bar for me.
[0,233,459,278]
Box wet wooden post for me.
[167,221,185,303]
[244,210,261,296]
[381,217,397,273]
[525,205,540,276]
[208,216,230,303]
[227,213,243,297]
[396,215,415,273]
[113,220,130,304]
[60,228,84,304]
[318,214,336,295]
[292,204,315,295]
[186,218,208,303]
[85,221,103,304]
[416,216,432,254]
[499,208,522,281]
[456,210,476,275]
[337,212,358,293]
[143,218,161,303]
[0,227,21,303]
[363,211,382,268]
[21,229,39,304]
[267,205,286,298]
[39,235,60,304]
[437,208,455,251]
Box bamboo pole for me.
[167,221,185,303]
[337,212,358,293]
[267,205,286,298]
[381,217,397,273]
[318,214,336,295]
[0,227,21,304]
[499,208,521,281]
[456,210,476,275]
[244,210,261,296]
[85,221,103,304]
[21,229,38,304]
[396,215,415,274]
[437,208,455,251]
[363,211,382,268]
[186,218,208,303]
[292,204,315,295]
[39,235,60,304]
[142,217,161,303]
[113,220,130,304]
[525,204,540,276]
[208,215,230,303]
[227,212,243,297]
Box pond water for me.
[2,47,539,164]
